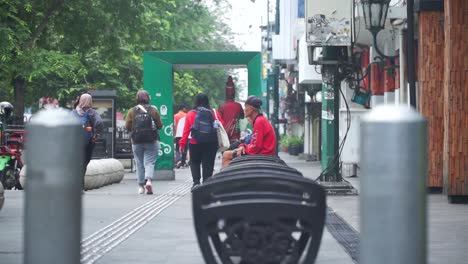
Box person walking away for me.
[218,76,244,143]
[222,96,276,167]
[179,93,225,190]
[173,104,187,166]
[125,90,163,195]
[72,93,103,192]
[175,115,189,168]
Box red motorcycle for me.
[0,102,24,190]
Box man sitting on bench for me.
[222,96,276,167]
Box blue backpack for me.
[191,107,217,143]
[72,110,93,144]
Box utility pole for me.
[320,66,340,180]
[318,47,356,195]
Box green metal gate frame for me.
[144,51,262,180]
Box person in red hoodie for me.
[179,93,225,190]
[222,95,276,167]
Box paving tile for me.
[1,153,466,264]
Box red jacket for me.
[242,114,276,156]
[179,108,225,150]
[218,99,244,141]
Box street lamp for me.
[361,0,397,59]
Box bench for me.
[114,138,134,172]
[192,155,326,264]
[92,138,109,159]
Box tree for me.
[0,0,82,121]
[0,0,238,123]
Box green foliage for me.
[0,0,238,119]
[279,135,290,148]
[280,135,303,148]
[288,135,304,147]
[173,72,203,107]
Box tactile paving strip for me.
[80,181,192,264]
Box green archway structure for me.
[143,51,262,180]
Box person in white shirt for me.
[175,116,189,168]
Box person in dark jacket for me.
[179,93,225,190]
[125,90,163,195]
[72,93,103,191]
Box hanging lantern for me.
[361,0,397,60]
[361,0,391,35]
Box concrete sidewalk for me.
[85,155,353,264]
[95,162,353,264]
[1,153,467,263]
[280,153,468,264]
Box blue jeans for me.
[132,141,160,185]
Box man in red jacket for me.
[218,76,244,142]
[222,96,277,167]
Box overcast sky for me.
[224,0,271,51]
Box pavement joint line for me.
[81,183,192,263]
[80,183,191,258]
[81,180,190,246]
[81,186,189,253]
[81,194,188,264]
[81,194,182,255]
[81,195,182,252]
[80,181,192,263]
[82,196,191,264]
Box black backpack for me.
[131,105,159,143]
[191,107,217,143]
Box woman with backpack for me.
[179,93,225,190]
[72,93,103,192]
[125,90,163,195]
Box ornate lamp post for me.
[361,0,398,59]
[361,0,417,107]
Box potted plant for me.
[279,135,289,153]
[288,136,304,156]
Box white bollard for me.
[24,108,83,264]
[360,105,427,264]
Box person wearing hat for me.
[218,76,244,143]
[221,95,277,167]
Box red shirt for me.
[179,108,225,150]
[218,99,244,141]
[242,114,276,156]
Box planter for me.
[288,145,302,156]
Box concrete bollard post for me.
[24,109,83,264]
[360,105,427,264]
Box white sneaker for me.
[138,186,145,194]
